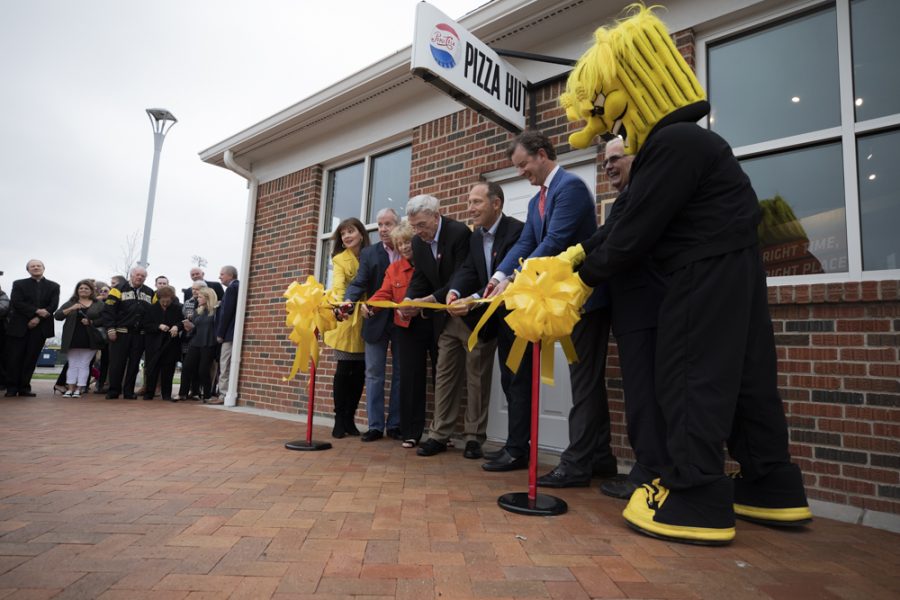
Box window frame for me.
[695,0,900,284]
[314,138,412,283]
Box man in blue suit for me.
[215,265,240,401]
[344,208,402,441]
[487,131,617,486]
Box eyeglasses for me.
[602,154,624,168]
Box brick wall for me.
[234,28,900,516]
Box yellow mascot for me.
[559,4,812,545]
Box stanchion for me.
[498,341,568,516]
[285,357,332,451]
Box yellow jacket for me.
[323,249,365,353]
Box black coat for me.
[7,277,60,338]
[580,101,761,285]
[405,216,471,336]
[447,214,524,339]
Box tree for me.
[191,255,208,269]
[111,229,141,279]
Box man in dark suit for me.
[444,181,529,471]
[182,267,224,302]
[4,259,60,397]
[215,265,240,401]
[103,266,154,399]
[398,194,486,459]
[487,130,617,487]
[343,208,402,441]
[580,137,670,499]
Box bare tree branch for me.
[111,230,141,278]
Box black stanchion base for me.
[284,440,332,451]
[498,492,568,516]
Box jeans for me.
[364,327,401,432]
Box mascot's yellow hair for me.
[561,4,706,153]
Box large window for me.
[318,144,411,287]
[704,0,900,281]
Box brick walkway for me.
[1,382,898,599]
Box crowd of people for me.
[0,263,240,404]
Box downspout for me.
[222,149,258,408]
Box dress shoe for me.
[386,428,403,440]
[18,391,37,397]
[463,441,483,460]
[4,391,18,398]
[123,395,138,400]
[481,450,528,472]
[105,393,118,399]
[361,430,383,442]
[416,438,447,457]
[599,475,638,499]
[537,465,591,488]
[483,447,507,461]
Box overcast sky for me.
[0,0,486,334]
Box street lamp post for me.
[138,108,177,268]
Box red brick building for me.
[201,0,900,530]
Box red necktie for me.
[538,185,547,219]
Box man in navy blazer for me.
[4,259,60,397]
[215,265,240,399]
[445,181,529,471]
[343,208,402,440]
[488,131,617,487]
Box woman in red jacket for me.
[366,220,435,448]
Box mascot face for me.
[561,5,706,154]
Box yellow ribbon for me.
[282,276,338,380]
[469,256,591,385]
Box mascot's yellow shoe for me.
[732,465,813,527]
[622,479,736,546]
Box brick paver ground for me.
[1,381,898,599]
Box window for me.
[702,0,900,281]
[318,144,411,287]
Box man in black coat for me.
[4,260,60,397]
[399,194,488,459]
[445,181,528,471]
[182,267,224,302]
[103,266,154,399]
[580,137,670,498]
[343,208,403,441]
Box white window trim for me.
[314,137,413,282]
[695,0,900,285]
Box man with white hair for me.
[182,267,224,302]
[342,208,403,441]
[399,194,494,460]
[103,266,154,399]
[215,265,239,398]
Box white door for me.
[484,157,598,452]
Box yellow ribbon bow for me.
[469,256,591,384]
[283,276,338,381]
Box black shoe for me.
[105,393,118,399]
[599,476,638,499]
[592,457,619,479]
[463,441,483,460]
[361,430,383,442]
[386,428,403,440]
[143,396,154,401]
[332,419,347,439]
[344,416,360,436]
[18,391,37,397]
[416,438,447,457]
[481,450,528,472]
[537,465,591,488]
[483,447,507,461]
[123,395,138,400]
[4,391,17,398]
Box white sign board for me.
[411,2,528,132]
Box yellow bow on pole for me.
[282,276,338,381]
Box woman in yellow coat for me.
[324,217,370,438]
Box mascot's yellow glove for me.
[558,243,586,268]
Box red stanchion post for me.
[498,340,568,516]
[285,331,332,451]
